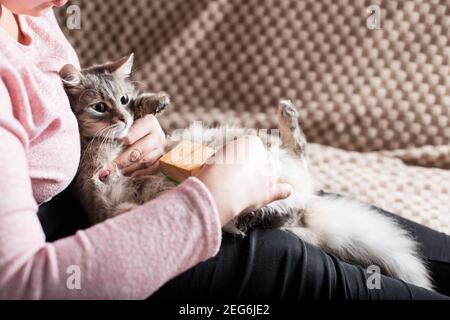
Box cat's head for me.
[60,54,137,139]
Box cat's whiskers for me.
[105,126,117,164]
[78,125,111,171]
[96,127,114,166]
[108,126,120,166]
[95,123,123,168]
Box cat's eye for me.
[120,94,129,105]
[91,102,107,113]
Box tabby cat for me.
[60,54,433,290]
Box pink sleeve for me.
[0,83,222,299]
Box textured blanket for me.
[56,0,449,234]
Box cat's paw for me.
[134,92,170,117]
[154,93,170,114]
[278,100,298,120]
[222,221,246,237]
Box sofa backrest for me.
[55,0,450,168]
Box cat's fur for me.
[60,54,433,290]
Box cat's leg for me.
[225,204,301,236]
[231,100,316,237]
[275,99,314,195]
[277,101,432,289]
[266,100,315,224]
[277,100,308,161]
[89,167,140,222]
[132,92,170,119]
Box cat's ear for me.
[59,64,83,87]
[59,64,85,98]
[109,53,134,78]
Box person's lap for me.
[150,230,448,300]
[38,189,450,300]
[151,195,450,300]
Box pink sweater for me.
[0,11,221,299]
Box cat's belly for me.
[79,125,314,226]
[168,124,315,194]
[168,124,316,232]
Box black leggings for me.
[151,195,450,300]
[38,190,450,300]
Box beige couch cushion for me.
[56,0,449,234]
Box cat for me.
[59,54,433,291]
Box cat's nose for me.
[117,114,126,123]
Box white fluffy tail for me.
[291,195,433,290]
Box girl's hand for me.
[107,115,166,177]
[196,135,292,226]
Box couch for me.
[55,0,450,234]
